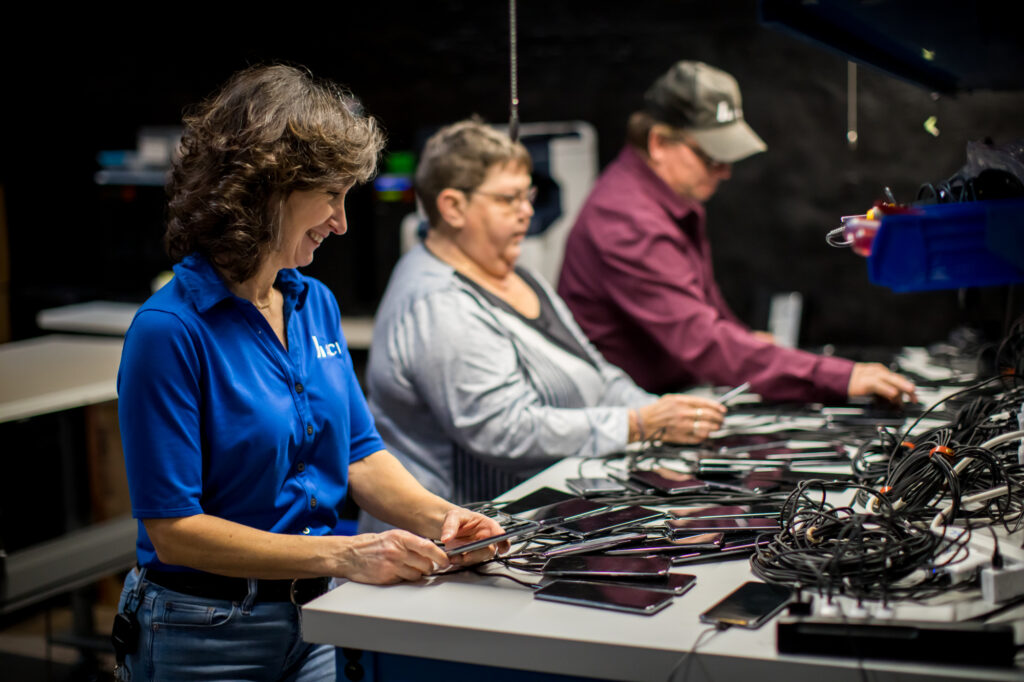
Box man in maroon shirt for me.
[558,61,915,403]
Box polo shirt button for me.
[302,527,311,535]
[297,461,305,472]
[306,424,314,436]
[310,497,318,508]
[295,383,304,394]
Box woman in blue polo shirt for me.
[114,65,505,681]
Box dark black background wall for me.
[3,1,1022,348]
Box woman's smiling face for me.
[272,186,351,269]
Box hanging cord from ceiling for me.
[508,0,520,142]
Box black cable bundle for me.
[883,430,961,518]
[751,480,948,601]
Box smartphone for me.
[712,436,790,453]
[499,487,575,515]
[702,473,781,494]
[445,521,541,556]
[670,536,772,565]
[605,533,724,556]
[697,466,786,487]
[628,470,708,495]
[556,506,665,537]
[521,498,607,523]
[566,477,628,497]
[667,516,781,535]
[700,581,794,628]
[780,470,857,484]
[715,442,846,460]
[537,573,696,596]
[669,505,780,520]
[542,555,671,579]
[540,532,648,558]
[761,446,846,462]
[698,459,787,470]
[822,405,905,427]
[609,472,656,495]
[533,580,674,615]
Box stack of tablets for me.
[534,556,694,616]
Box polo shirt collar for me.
[173,253,310,313]
[618,146,705,223]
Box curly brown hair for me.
[165,64,385,283]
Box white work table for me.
[303,458,1021,682]
[0,333,134,613]
[35,300,141,337]
[0,334,123,422]
[36,300,376,350]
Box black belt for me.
[145,569,330,605]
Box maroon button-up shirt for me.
[557,146,852,402]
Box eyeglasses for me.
[463,186,538,210]
[682,140,730,172]
[659,130,730,172]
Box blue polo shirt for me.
[117,253,384,571]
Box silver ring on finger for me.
[696,408,704,419]
[692,420,701,435]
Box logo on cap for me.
[716,101,738,124]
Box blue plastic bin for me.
[868,198,1024,292]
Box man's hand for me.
[440,508,509,566]
[337,530,450,584]
[848,362,917,404]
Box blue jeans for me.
[115,568,335,682]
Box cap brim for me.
[688,120,766,164]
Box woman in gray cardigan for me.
[364,120,726,517]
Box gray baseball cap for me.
[643,60,767,164]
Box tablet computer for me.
[534,580,674,615]
[605,533,724,555]
[565,477,628,497]
[666,516,781,535]
[628,470,708,495]
[539,531,648,558]
[669,505,780,519]
[499,487,575,515]
[537,573,696,596]
[542,555,672,579]
[555,506,664,537]
[518,497,607,523]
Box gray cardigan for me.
[365,244,656,510]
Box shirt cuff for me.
[812,355,856,401]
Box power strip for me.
[777,616,1017,666]
[981,564,1024,603]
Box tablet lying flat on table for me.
[536,573,696,596]
[555,506,664,537]
[534,579,674,615]
[542,555,671,579]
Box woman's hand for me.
[848,362,917,404]
[633,395,726,444]
[440,508,510,566]
[337,530,451,584]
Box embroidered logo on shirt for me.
[312,335,342,359]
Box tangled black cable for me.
[751,480,953,601]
